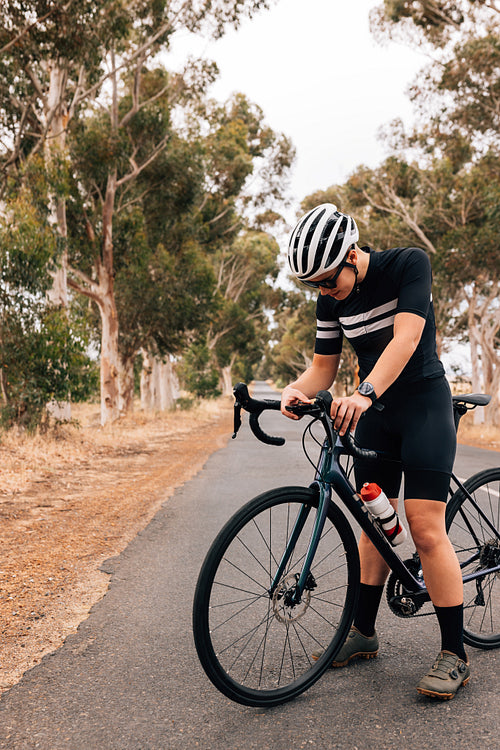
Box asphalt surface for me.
[1,381,499,750]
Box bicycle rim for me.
[193,486,359,706]
[446,468,500,649]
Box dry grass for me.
[0,398,228,496]
[456,412,500,452]
[0,397,234,693]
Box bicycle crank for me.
[386,556,427,618]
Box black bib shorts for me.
[353,376,456,503]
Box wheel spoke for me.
[446,469,500,648]
[193,488,359,705]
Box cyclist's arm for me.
[331,312,425,434]
[363,312,425,397]
[281,353,339,420]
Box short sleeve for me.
[395,248,432,319]
[314,295,343,355]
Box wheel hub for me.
[272,573,312,623]
[479,540,500,578]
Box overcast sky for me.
[167,0,428,214]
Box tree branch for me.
[0,2,75,56]
[116,134,170,187]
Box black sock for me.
[434,604,467,661]
[353,583,385,638]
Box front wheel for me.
[446,468,500,649]
[193,486,360,707]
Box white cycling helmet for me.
[287,203,359,281]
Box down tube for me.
[329,468,425,593]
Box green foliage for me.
[370,1,492,47]
[267,289,316,386]
[206,230,281,384]
[0,170,97,430]
[179,341,221,399]
[0,305,97,431]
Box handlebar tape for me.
[249,412,285,447]
[233,382,285,446]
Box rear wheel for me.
[446,468,500,649]
[193,486,360,706]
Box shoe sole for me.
[312,650,379,668]
[416,674,470,700]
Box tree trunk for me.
[97,265,120,425]
[140,351,178,411]
[466,287,485,425]
[221,365,233,397]
[119,355,136,415]
[465,279,500,427]
[44,60,71,417]
[140,349,154,411]
[45,60,70,309]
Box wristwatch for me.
[357,381,377,405]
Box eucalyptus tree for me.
[0,162,94,429]
[206,230,282,395]
[0,0,279,424]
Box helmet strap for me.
[344,261,360,293]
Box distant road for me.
[0,381,499,749]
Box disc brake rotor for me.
[272,573,312,624]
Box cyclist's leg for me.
[352,411,403,640]
[400,378,465,651]
[400,380,470,696]
[405,498,462,606]
[354,498,397,636]
[405,497,466,659]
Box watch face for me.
[358,382,375,397]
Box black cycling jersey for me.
[314,247,445,385]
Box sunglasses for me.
[300,258,347,290]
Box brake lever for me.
[232,400,242,439]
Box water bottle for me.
[360,482,407,546]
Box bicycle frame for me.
[270,436,500,606]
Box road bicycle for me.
[192,383,500,707]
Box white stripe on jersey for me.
[339,298,398,339]
[343,315,396,339]
[316,330,342,339]
[339,298,398,327]
[316,319,341,340]
[317,318,339,328]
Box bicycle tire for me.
[192,486,360,707]
[446,467,500,649]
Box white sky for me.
[167,0,428,213]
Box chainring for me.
[386,556,426,618]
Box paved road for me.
[1,382,499,749]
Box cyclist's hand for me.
[330,392,371,436]
[281,386,312,420]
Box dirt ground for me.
[0,396,498,697]
[0,398,234,695]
